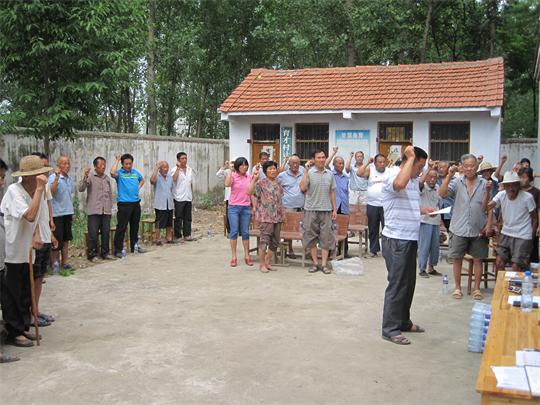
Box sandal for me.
[452,289,463,299]
[244,257,254,266]
[405,324,425,333]
[383,335,411,345]
[230,258,238,267]
[308,264,319,273]
[321,266,331,275]
[34,317,50,327]
[259,266,269,273]
[23,332,41,341]
[39,313,55,323]
[7,336,33,347]
[472,289,483,300]
[427,269,442,276]
[0,353,20,363]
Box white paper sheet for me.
[507,296,540,305]
[525,366,540,396]
[491,366,530,392]
[516,351,540,367]
[428,206,452,216]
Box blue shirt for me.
[48,173,74,217]
[153,173,174,210]
[349,164,368,191]
[333,169,350,214]
[277,167,305,209]
[437,176,454,219]
[115,168,143,203]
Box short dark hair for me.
[234,157,249,171]
[291,153,300,158]
[121,153,134,163]
[374,154,386,162]
[262,160,278,174]
[259,151,270,160]
[401,146,428,162]
[520,158,531,165]
[519,167,534,182]
[0,158,7,171]
[176,152,187,160]
[93,156,106,167]
[311,149,326,159]
[31,152,48,160]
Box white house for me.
[220,58,504,165]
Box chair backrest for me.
[282,211,304,232]
[335,214,350,237]
[349,205,368,226]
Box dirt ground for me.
[1,232,487,405]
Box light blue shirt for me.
[277,167,305,209]
[349,164,368,191]
[153,173,174,210]
[333,169,350,214]
[48,173,74,217]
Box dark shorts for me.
[53,214,73,250]
[155,209,173,229]
[34,243,51,279]
[496,234,533,268]
[259,222,282,252]
[448,233,489,259]
[302,210,335,250]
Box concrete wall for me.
[500,138,537,169]
[227,110,501,164]
[0,131,229,214]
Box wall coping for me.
[501,138,537,144]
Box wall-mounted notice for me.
[280,127,293,164]
[335,130,370,160]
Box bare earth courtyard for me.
[1,236,486,404]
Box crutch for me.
[28,247,40,346]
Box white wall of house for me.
[226,110,501,164]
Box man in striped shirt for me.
[381,146,432,345]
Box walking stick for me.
[28,247,40,346]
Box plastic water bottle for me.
[468,302,491,353]
[442,274,448,294]
[521,271,533,313]
[299,221,304,233]
[438,249,443,264]
[121,247,126,258]
[53,259,59,275]
[207,227,212,238]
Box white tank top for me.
[367,167,388,207]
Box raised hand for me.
[36,174,48,188]
[305,159,313,169]
[368,157,374,164]
[448,165,458,176]
[114,153,121,161]
[477,155,484,163]
[428,159,435,168]
[349,151,354,158]
[404,145,415,160]
[84,167,91,177]
[332,146,339,154]
[500,154,508,164]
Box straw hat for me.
[12,155,53,177]
[477,161,496,174]
[501,171,520,184]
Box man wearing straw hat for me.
[0,155,51,347]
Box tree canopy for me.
[0,0,538,140]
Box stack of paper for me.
[491,366,530,392]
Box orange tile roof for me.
[220,58,504,113]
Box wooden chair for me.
[140,218,155,242]
[333,214,350,261]
[348,205,368,256]
[461,236,499,295]
[248,217,261,254]
[280,211,306,267]
[83,227,120,257]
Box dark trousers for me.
[114,202,141,254]
[442,218,451,232]
[88,214,111,259]
[174,200,192,238]
[381,236,417,338]
[1,263,31,339]
[367,204,385,254]
[531,235,539,263]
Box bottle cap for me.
[525,271,532,276]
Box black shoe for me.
[427,269,442,276]
[419,271,429,278]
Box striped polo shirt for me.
[381,172,421,241]
[304,167,336,211]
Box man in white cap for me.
[1,155,51,347]
[484,171,538,272]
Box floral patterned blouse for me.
[254,178,284,223]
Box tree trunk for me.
[488,0,498,57]
[146,0,158,135]
[345,0,355,66]
[420,0,433,63]
[43,135,50,157]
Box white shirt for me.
[216,168,231,201]
[367,167,390,207]
[0,183,45,263]
[492,190,536,240]
[381,172,421,241]
[171,166,194,202]
[37,183,53,243]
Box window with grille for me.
[378,122,413,142]
[295,123,329,162]
[430,122,470,162]
[252,124,280,142]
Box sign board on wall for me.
[280,127,293,164]
[335,130,370,161]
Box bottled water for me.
[299,221,304,233]
[53,259,59,275]
[207,227,212,238]
[133,242,139,254]
[121,248,126,258]
[521,271,533,313]
[442,274,448,294]
[438,249,443,263]
[468,302,491,353]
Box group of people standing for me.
[0,150,197,361]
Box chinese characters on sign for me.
[335,130,370,161]
[280,127,293,164]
